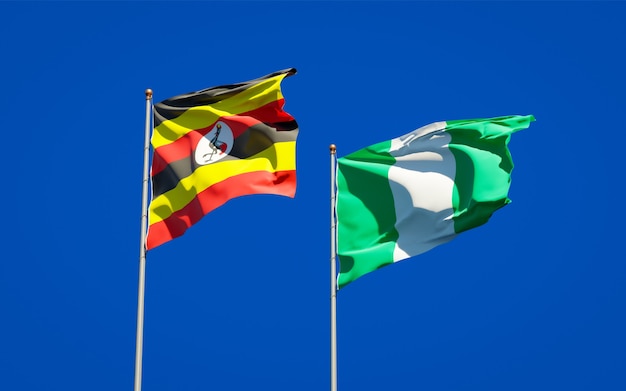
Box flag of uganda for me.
[146,68,299,250]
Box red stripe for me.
[146,169,296,250]
[151,99,294,175]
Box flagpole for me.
[330,144,338,391]
[134,88,153,391]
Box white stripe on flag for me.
[388,122,456,261]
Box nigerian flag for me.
[336,115,535,289]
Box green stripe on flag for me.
[336,140,397,286]
[447,116,533,233]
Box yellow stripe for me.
[149,141,296,224]
[152,73,287,149]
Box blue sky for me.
[1,2,625,390]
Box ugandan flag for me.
[146,68,299,250]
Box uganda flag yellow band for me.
[146,69,299,250]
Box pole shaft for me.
[330,144,338,391]
[134,89,152,391]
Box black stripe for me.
[267,120,299,132]
[151,123,298,198]
[153,68,296,127]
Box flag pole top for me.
[330,144,336,154]
[145,89,153,99]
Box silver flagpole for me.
[330,144,338,391]
[134,88,153,391]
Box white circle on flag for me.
[194,121,234,165]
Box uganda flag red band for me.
[146,68,299,250]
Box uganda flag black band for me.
[146,68,299,250]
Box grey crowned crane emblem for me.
[194,121,234,165]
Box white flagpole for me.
[134,88,153,391]
[330,144,338,391]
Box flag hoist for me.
[329,144,338,391]
[134,88,152,391]
[134,70,299,391]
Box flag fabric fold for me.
[146,68,299,250]
[335,115,535,288]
